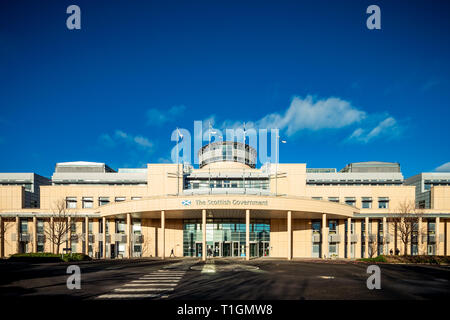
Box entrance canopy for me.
[98,194,358,220]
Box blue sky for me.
[0,0,449,178]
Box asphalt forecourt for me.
[0,257,448,301]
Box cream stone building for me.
[0,141,449,260]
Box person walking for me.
[170,248,175,257]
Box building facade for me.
[0,142,449,260]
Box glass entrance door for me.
[259,241,270,257]
[250,242,258,257]
[213,242,221,257]
[232,242,240,257]
[195,242,203,257]
[223,242,231,257]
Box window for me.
[116,220,126,233]
[378,197,389,209]
[99,197,110,206]
[66,197,77,209]
[20,220,28,233]
[418,200,426,209]
[37,219,44,234]
[131,197,142,201]
[328,220,337,233]
[82,197,93,208]
[133,219,141,234]
[345,197,356,206]
[115,197,126,202]
[328,197,339,203]
[312,197,323,201]
[71,222,76,233]
[362,197,372,209]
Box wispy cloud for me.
[146,105,186,126]
[348,116,401,144]
[434,162,450,172]
[98,130,155,152]
[257,96,366,135]
[205,95,404,144]
[214,95,366,136]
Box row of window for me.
[185,179,269,190]
[311,196,389,209]
[65,196,142,208]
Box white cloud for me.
[202,94,404,144]
[348,116,400,143]
[434,162,450,172]
[146,105,186,126]
[210,95,366,137]
[256,96,366,136]
[98,130,155,152]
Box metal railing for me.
[19,233,31,242]
[133,234,144,243]
[328,234,341,243]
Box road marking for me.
[139,277,183,280]
[123,283,178,287]
[95,263,193,300]
[318,276,335,279]
[201,261,216,273]
[114,288,174,292]
[97,293,159,299]
[132,280,180,283]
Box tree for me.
[388,200,424,256]
[45,199,71,254]
[368,234,378,258]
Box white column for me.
[161,210,166,260]
[102,217,106,259]
[436,217,440,255]
[287,211,292,260]
[246,209,250,261]
[85,216,89,256]
[33,216,37,253]
[50,216,54,253]
[364,217,369,258]
[126,213,131,258]
[347,218,351,259]
[321,213,328,258]
[67,216,72,253]
[418,217,423,255]
[16,216,20,253]
[202,209,206,261]
[383,216,387,255]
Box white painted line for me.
[201,264,216,273]
[132,280,180,283]
[96,293,159,299]
[123,283,177,287]
[144,275,184,277]
[115,288,174,292]
[139,276,183,280]
[318,276,335,279]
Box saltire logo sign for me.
[181,200,191,206]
